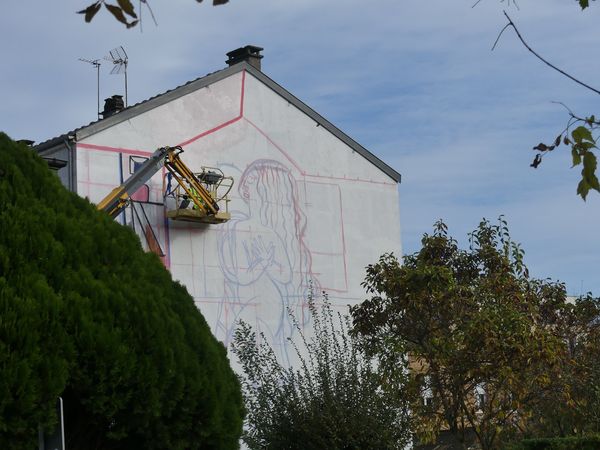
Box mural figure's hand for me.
[243,235,275,273]
[252,235,275,267]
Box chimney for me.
[102,95,125,118]
[226,45,264,71]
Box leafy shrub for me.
[231,289,410,450]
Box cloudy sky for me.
[1,0,599,295]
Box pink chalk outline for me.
[75,69,393,280]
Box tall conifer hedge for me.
[0,133,243,449]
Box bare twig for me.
[491,23,511,51]
[473,0,519,9]
[143,0,158,26]
[551,101,577,117]
[138,0,157,30]
[552,102,600,127]
[495,11,600,95]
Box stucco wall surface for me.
[75,69,401,363]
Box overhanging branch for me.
[494,11,600,96]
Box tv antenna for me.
[105,46,129,107]
[79,57,101,119]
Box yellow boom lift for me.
[97,146,233,224]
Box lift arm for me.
[164,147,220,216]
[97,146,220,219]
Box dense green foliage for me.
[351,218,600,450]
[507,435,600,450]
[231,291,411,450]
[522,293,600,438]
[0,134,243,449]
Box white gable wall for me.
[75,69,401,364]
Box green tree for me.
[527,294,600,437]
[0,133,243,450]
[351,218,568,450]
[231,290,411,450]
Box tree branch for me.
[491,23,511,51]
[473,0,520,9]
[494,11,600,96]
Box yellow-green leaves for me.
[352,219,570,450]
[572,125,594,143]
[570,125,599,200]
[532,122,599,200]
[578,152,600,200]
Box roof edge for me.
[35,137,72,155]
[35,61,401,183]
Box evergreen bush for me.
[0,133,243,449]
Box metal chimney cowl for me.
[225,45,263,71]
[102,95,125,118]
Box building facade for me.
[35,47,402,363]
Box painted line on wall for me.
[194,298,259,306]
[77,70,394,189]
[176,115,243,148]
[77,143,154,157]
[243,117,304,174]
[300,179,348,292]
[75,69,391,294]
[74,69,246,270]
[172,261,314,276]
[337,181,349,291]
[243,117,396,187]
[85,151,91,198]
[75,70,247,155]
[176,70,246,148]
[310,251,345,256]
[239,69,246,117]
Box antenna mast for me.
[105,46,129,107]
[79,58,101,119]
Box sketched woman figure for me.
[217,159,316,364]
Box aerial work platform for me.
[164,165,233,224]
[97,146,233,225]
[166,209,231,224]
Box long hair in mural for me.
[217,159,317,363]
